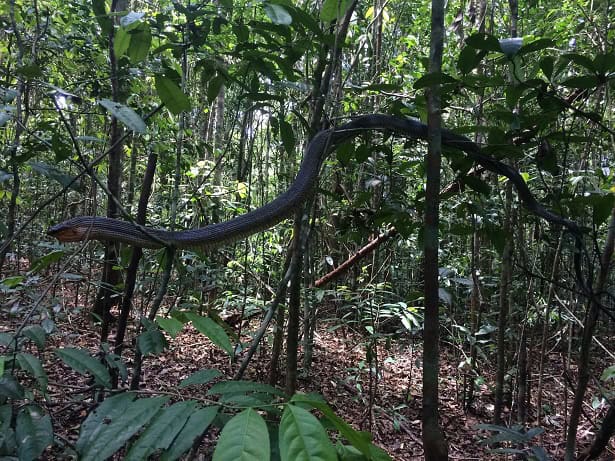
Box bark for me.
[493,182,513,425]
[565,205,615,460]
[422,0,448,458]
[93,0,126,339]
[112,150,158,387]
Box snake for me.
[47,114,580,249]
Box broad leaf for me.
[0,375,25,400]
[179,369,222,388]
[321,0,353,22]
[264,3,292,25]
[16,405,52,460]
[155,75,191,114]
[125,401,197,460]
[54,348,111,388]
[16,353,48,392]
[212,408,270,461]
[160,406,219,461]
[21,326,46,349]
[208,380,286,398]
[279,405,337,461]
[156,316,184,338]
[77,394,168,461]
[185,313,233,356]
[98,99,146,133]
[137,328,168,356]
[29,162,81,192]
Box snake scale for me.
[47,114,580,249]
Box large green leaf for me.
[21,326,46,350]
[279,405,336,461]
[212,408,270,461]
[290,395,378,459]
[29,162,82,192]
[16,405,52,461]
[179,368,222,388]
[155,75,191,114]
[76,394,168,461]
[160,406,219,461]
[264,3,292,25]
[15,353,47,393]
[320,0,353,22]
[156,316,184,338]
[207,380,286,398]
[185,313,233,356]
[54,348,111,388]
[98,99,146,133]
[127,25,151,63]
[0,375,24,400]
[137,328,169,356]
[125,401,196,461]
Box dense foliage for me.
[0,0,613,458]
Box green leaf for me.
[321,0,352,22]
[29,250,64,274]
[16,405,52,460]
[279,405,337,461]
[207,75,226,105]
[279,119,295,155]
[212,408,270,461]
[413,72,457,89]
[155,75,191,115]
[264,3,292,25]
[114,27,131,58]
[0,375,25,399]
[0,275,24,289]
[127,26,152,63]
[592,194,615,226]
[29,162,82,192]
[120,11,145,28]
[562,53,596,72]
[462,176,491,195]
[560,75,600,89]
[155,316,184,338]
[185,313,233,356]
[540,56,554,79]
[125,401,197,461]
[601,365,615,381]
[179,369,222,388]
[160,406,219,461]
[137,328,169,356]
[77,394,168,461]
[98,99,147,133]
[16,64,44,78]
[457,47,487,75]
[21,326,46,350]
[465,33,501,51]
[16,353,47,393]
[207,380,286,398]
[518,38,555,56]
[54,348,111,388]
[290,395,375,458]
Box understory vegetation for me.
[0,0,614,459]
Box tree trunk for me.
[565,205,615,460]
[422,0,448,458]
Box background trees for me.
[0,0,613,458]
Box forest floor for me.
[2,283,614,460]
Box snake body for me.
[47,114,579,249]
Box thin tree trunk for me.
[494,182,513,424]
[565,205,615,460]
[93,0,126,340]
[422,0,448,458]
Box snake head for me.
[47,217,93,243]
